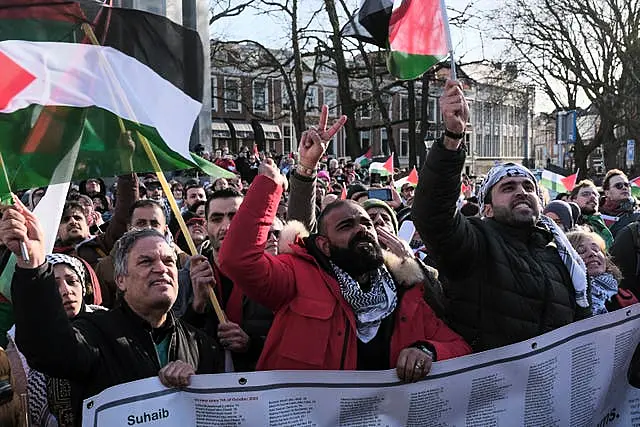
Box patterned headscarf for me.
[46,253,86,296]
[479,163,538,212]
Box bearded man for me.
[218,158,470,382]
[412,79,589,353]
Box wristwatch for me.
[415,343,436,361]
[444,128,465,140]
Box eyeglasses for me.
[613,182,630,190]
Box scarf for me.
[538,215,589,309]
[330,262,397,343]
[601,197,636,217]
[581,214,614,250]
[590,272,619,315]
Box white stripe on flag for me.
[0,40,201,162]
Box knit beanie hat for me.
[46,253,86,296]
[362,199,399,233]
[543,200,574,231]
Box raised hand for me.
[0,195,45,268]
[298,105,347,169]
[258,158,288,191]
[439,80,469,150]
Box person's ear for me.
[116,274,126,293]
[314,235,331,257]
[484,204,494,218]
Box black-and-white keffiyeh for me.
[479,163,538,212]
[538,215,590,309]
[590,272,619,315]
[330,262,397,343]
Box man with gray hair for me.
[412,79,588,352]
[0,198,221,424]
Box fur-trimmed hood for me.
[278,220,431,288]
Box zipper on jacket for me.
[339,320,350,370]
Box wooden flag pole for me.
[80,24,227,324]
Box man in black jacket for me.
[1,197,220,424]
[412,80,587,352]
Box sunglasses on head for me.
[613,182,630,190]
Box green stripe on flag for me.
[387,51,446,80]
[0,105,196,191]
[191,153,237,179]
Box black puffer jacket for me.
[12,263,221,425]
[412,141,578,351]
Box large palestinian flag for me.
[387,0,451,80]
[0,0,227,194]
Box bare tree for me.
[489,0,640,174]
[209,0,256,25]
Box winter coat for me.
[218,175,471,371]
[12,263,220,426]
[412,141,578,352]
[177,246,274,372]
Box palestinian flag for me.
[630,176,640,198]
[388,0,451,80]
[341,0,393,48]
[0,0,207,193]
[354,147,373,167]
[539,170,574,194]
[394,166,418,190]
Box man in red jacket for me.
[218,107,470,382]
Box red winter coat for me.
[219,176,471,371]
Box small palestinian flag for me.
[354,147,373,167]
[388,0,451,80]
[0,0,207,193]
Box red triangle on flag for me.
[407,167,418,185]
[0,51,36,110]
[340,183,347,200]
[561,173,578,192]
[631,176,640,187]
[383,153,394,174]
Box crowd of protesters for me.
[0,81,639,425]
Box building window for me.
[380,128,389,155]
[283,125,292,153]
[211,77,217,111]
[360,130,371,150]
[401,95,409,120]
[306,86,319,111]
[360,91,371,119]
[253,80,268,113]
[400,129,409,157]
[427,97,437,122]
[281,82,290,111]
[324,87,337,115]
[380,93,392,120]
[224,78,241,112]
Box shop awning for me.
[260,123,282,140]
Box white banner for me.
[83,304,640,427]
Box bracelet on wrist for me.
[444,128,465,140]
[296,163,317,177]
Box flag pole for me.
[80,24,227,324]
[439,0,457,80]
[0,153,30,263]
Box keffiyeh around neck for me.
[590,273,619,315]
[331,262,397,343]
[538,215,589,310]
